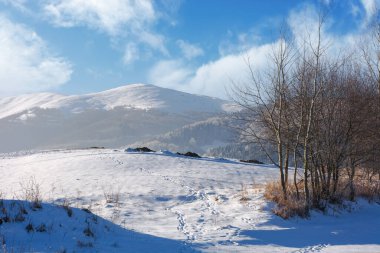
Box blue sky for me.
[0,0,378,98]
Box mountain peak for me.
[0,83,236,119]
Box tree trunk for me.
[293,149,300,199]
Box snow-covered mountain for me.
[0,83,236,119]
[0,83,239,153]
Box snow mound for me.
[0,199,194,252]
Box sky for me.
[0,0,379,99]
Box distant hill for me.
[0,83,240,153]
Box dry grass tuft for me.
[264,181,308,219]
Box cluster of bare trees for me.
[232,12,380,213]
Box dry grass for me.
[341,177,380,201]
[19,177,42,209]
[239,184,251,202]
[102,185,121,205]
[264,181,308,219]
[265,171,380,219]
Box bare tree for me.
[231,28,295,200]
[361,9,380,180]
[231,7,380,217]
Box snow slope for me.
[0,200,192,252]
[0,149,379,252]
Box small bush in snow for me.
[83,225,94,237]
[239,184,251,202]
[77,240,93,248]
[19,177,43,210]
[102,185,121,205]
[66,207,73,217]
[81,208,92,214]
[14,212,25,223]
[36,223,47,232]
[18,204,28,215]
[1,208,11,223]
[25,223,34,233]
[60,200,73,217]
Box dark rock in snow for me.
[240,159,264,164]
[125,147,155,153]
[177,152,201,158]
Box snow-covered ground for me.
[0,149,379,252]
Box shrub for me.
[60,200,73,217]
[239,184,251,202]
[25,223,34,233]
[20,177,42,210]
[102,186,121,205]
[14,212,25,223]
[83,225,94,237]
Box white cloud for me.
[148,60,192,88]
[0,0,29,12]
[139,30,168,55]
[360,0,379,19]
[287,4,330,49]
[123,42,139,64]
[176,40,204,59]
[186,44,272,99]
[351,2,361,17]
[42,0,168,63]
[0,14,72,96]
[149,43,273,99]
[288,4,359,60]
[150,4,372,100]
[43,0,156,35]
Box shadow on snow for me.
[0,199,202,253]
[238,201,380,248]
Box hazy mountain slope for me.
[0,84,237,153]
[206,142,276,163]
[129,117,238,154]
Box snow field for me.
[0,149,379,252]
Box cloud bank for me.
[0,14,72,96]
[149,2,377,99]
